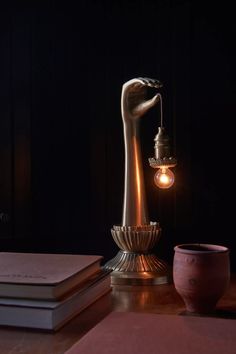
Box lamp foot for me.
[104,251,172,285]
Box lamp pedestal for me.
[104,223,172,285]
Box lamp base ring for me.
[104,250,172,285]
[108,270,171,286]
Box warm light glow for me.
[154,167,175,189]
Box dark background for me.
[0,0,235,269]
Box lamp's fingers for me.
[136,77,163,88]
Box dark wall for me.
[0,1,235,269]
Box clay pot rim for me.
[174,243,229,254]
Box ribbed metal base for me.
[104,223,172,285]
[104,251,172,285]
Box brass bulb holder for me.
[149,127,177,169]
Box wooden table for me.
[0,275,236,354]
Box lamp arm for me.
[121,78,162,226]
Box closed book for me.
[0,252,103,300]
[0,270,111,331]
[65,311,236,354]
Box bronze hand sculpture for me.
[121,77,162,226]
[104,77,171,285]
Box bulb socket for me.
[154,127,171,159]
[149,127,177,169]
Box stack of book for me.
[0,252,111,331]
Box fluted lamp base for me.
[104,223,172,285]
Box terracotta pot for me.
[173,243,230,314]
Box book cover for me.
[0,270,111,331]
[0,252,103,300]
[65,311,236,354]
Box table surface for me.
[1,274,236,354]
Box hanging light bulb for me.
[148,94,177,188]
[154,167,175,189]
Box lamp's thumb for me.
[132,94,160,118]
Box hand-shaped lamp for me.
[104,77,177,285]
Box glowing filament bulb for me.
[154,167,175,189]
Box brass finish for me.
[111,224,160,253]
[149,157,177,169]
[105,223,172,284]
[154,127,172,159]
[104,77,172,285]
[110,271,171,286]
[149,126,177,169]
[121,77,162,226]
[105,252,171,285]
[106,252,165,272]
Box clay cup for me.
[173,243,230,314]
